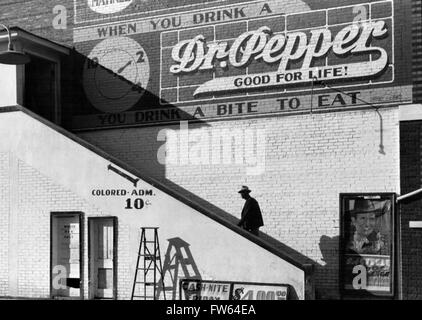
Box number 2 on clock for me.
[136,51,145,63]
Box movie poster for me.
[340,194,395,296]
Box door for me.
[89,218,117,299]
[51,213,82,299]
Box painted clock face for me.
[83,37,150,113]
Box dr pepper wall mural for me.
[72,0,413,130]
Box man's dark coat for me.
[238,197,264,229]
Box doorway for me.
[88,217,117,299]
[24,55,58,123]
[50,212,83,299]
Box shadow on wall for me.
[157,237,202,300]
[318,235,340,299]
[63,50,261,233]
[319,234,395,300]
[155,237,304,300]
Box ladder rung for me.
[144,256,160,260]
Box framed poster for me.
[179,280,232,300]
[179,279,289,300]
[339,193,396,297]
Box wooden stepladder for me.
[131,227,166,300]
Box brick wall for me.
[79,106,400,298]
[0,153,10,296]
[1,109,313,300]
[0,152,133,299]
[0,0,73,46]
[399,121,422,300]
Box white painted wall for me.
[0,110,306,299]
[0,64,17,107]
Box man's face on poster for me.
[351,212,376,237]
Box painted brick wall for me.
[0,1,417,114]
[399,121,422,300]
[0,153,10,296]
[412,0,422,103]
[0,153,133,299]
[1,110,311,300]
[0,0,73,45]
[78,106,400,298]
[17,158,84,298]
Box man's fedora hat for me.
[238,186,251,193]
[349,199,376,215]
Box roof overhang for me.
[0,27,71,58]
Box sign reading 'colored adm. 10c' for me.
[72,0,412,129]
